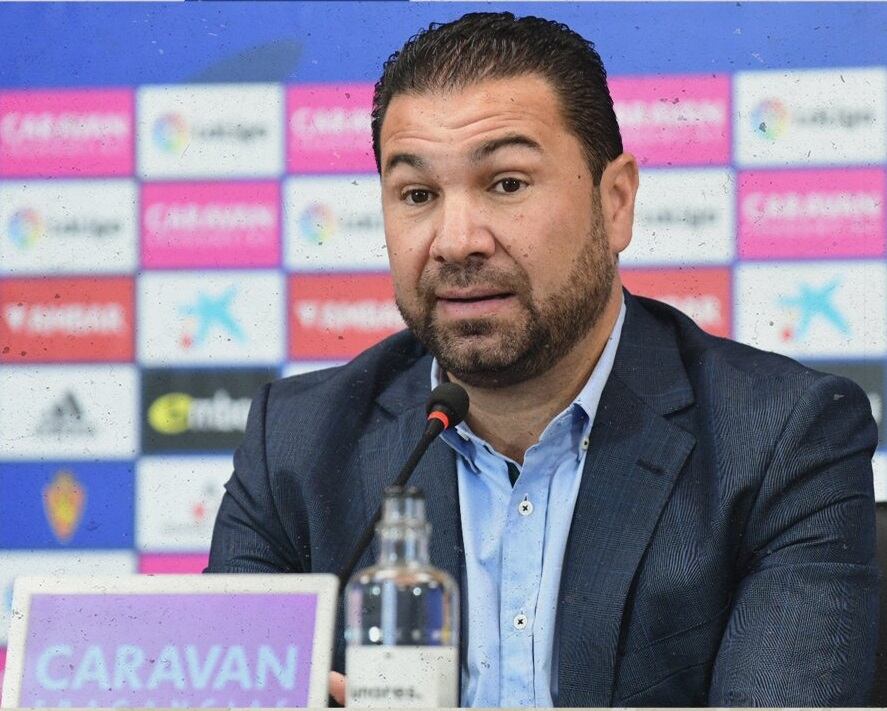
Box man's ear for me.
[599,153,639,256]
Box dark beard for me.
[395,223,616,389]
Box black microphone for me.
[336,382,469,587]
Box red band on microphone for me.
[427,411,450,429]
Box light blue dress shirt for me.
[430,298,626,707]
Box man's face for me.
[379,74,620,388]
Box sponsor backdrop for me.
[0,0,885,684]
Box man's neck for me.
[449,286,624,465]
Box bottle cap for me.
[380,486,426,526]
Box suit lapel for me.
[556,293,697,706]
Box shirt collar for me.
[430,295,627,459]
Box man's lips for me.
[435,288,514,301]
[433,289,517,318]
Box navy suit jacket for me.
[208,292,879,706]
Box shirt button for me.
[581,437,590,450]
[513,613,528,630]
[518,497,533,516]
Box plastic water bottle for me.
[344,486,459,707]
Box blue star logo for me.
[179,286,245,349]
[779,279,850,342]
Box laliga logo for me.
[42,469,86,544]
[752,99,790,140]
[300,203,337,244]
[8,208,45,249]
[153,113,190,154]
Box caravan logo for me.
[141,182,280,268]
[610,75,731,166]
[0,89,134,176]
[42,469,86,544]
[287,84,375,173]
[739,169,884,259]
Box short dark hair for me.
[371,12,623,184]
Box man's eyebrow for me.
[471,135,543,162]
[383,153,427,176]
[383,135,543,176]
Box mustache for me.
[418,259,530,296]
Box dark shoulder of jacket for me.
[632,294,861,408]
[261,329,428,439]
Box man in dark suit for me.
[208,12,878,706]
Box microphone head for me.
[426,382,469,429]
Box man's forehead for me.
[379,75,569,169]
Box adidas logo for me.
[36,391,96,436]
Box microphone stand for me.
[336,418,445,589]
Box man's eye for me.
[493,178,526,194]
[403,189,433,205]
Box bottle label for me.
[345,646,458,708]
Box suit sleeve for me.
[709,374,879,706]
[206,383,302,573]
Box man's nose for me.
[428,193,496,263]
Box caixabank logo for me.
[141,367,276,452]
[738,169,885,259]
[610,75,731,166]
[137,84,283,178]
[0,181,137,275]
[0,461,134,549]
[623,168,735,266]
[0,89,134,177]
[735,262,887,358]
[0,277,134,362]
[284,176,386,271]
[735,68,887,166]
[287,83,375,173]
[141,182,280,268]
[138,272,284,365]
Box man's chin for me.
[430,333,530,384]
